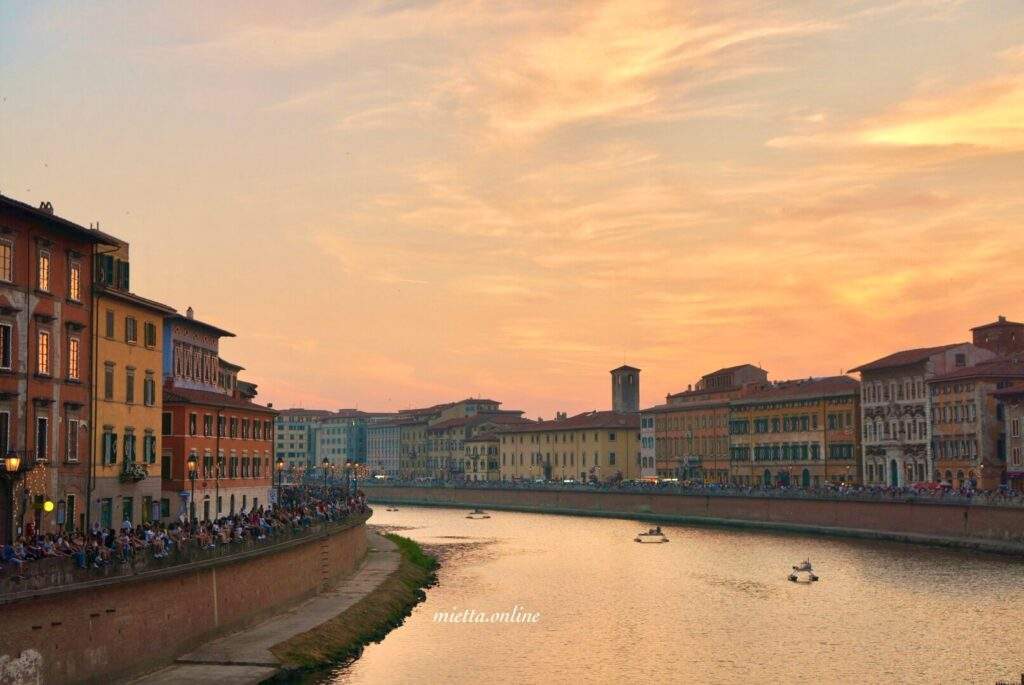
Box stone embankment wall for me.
[0,516,368,684]
[366,487,1024,552]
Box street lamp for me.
[329,462,336,484]
[345,460,354,496]
[275,457,285,502]
[3,452,21,544]
[186,454,198,522]
[322,458,330,486]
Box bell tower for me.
[611,365,641,413]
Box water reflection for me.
[331,508,1024,684]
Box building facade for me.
[367,416,401,478]
[160,309,276,520]
[728,376,861,488]
[498,410,641,482]
[274,408,333,471]
[91,247,176,528]
[852,343,995,487]
[462,432,500,481]
[316,410,374,468]
[972,316,1024,357]
[995,386,1024,491]
[642,364,768,483]
[927,358,1024,490]
[0,196,117,542]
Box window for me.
[37,249,50,291]
[144,322,157,348]
[144,433,156,464]
[0,239,12,282]
[0,411,9,454]
[125,368,135,403]
[143,372,155,406]
[69,260,81,301]
[67,337,80,380]
[955,353,966,368]
[36,416,48,461]
[203,414,212,437]
[36,330,50,375]
[104,363,115,400]
[125,317,138,344]
[105,309,115,338]
[189,413,197,436]
[162,412,172,435]
[67,419,80,462]
[123,430,136,462]
[0,323,11,370]
[103,429,117,464]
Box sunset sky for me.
[2,1,1023,417]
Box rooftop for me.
[732,375,859,405]
[641,398,730,414]
[95,286,177,316]
[848,343,967,374]
[166,311,235,338]
[163,386,277,413]
[501,410,639,433]
[0,193,123,246]
[971,315,1024,331]
[929,357,1024,383]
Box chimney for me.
[38,201,53,214]
[999,315,1007,323]
[186,306,194,319]
[267,402,273,409]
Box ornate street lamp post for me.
[3,451,24,545]
[345,460,354,496]
[275,456,285,505]
[186,453,198,522]
[322,458,330,486]
[329,462,336,485]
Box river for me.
[328,507,1024,684]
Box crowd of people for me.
[1,487,369,583]
[369,476,1024,505]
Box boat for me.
[634,526,669,543]
[385,507,399,512]
[788,559,819,582]
[466,508,491,519]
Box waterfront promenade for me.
[139,531,400,684]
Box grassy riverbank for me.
[268,533,438,679]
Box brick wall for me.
[0,516,368,684]
[366,486,1024,546]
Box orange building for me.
[0,195,118,541]
[642,364,768,482]
[159,309,276,521]
[927,358,1024,490]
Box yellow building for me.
[91,252,176,528]
[498,411,641,482]
[728,376,860,488]
[462,433,500,481]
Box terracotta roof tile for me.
[848,343,967,373]
[731,375,859,404]
[163,386,277,413]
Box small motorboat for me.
[466,508,491,519]
[634,526,668,543]
[385,507,400,512]
[788,559,819,582]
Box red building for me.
[160,309,276,521]
[0,195,119,541]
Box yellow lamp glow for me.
[43,500,55,513]
[4,453,20,473]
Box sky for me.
[2,0,1023,418]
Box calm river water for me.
[329,507,1024,684]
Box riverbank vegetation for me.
[268,533,438,680]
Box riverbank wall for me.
[365,487,1024,554]
[0,515,369,685]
